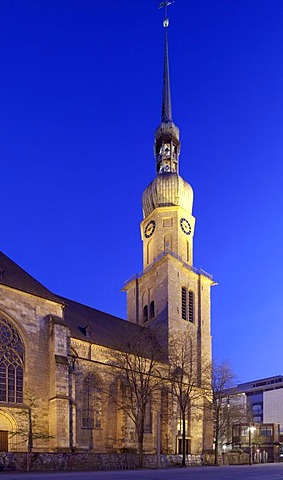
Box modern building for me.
[232,423,280,463]
[0,7,215,457]
[219,376,283,462]
[235,376,283,432]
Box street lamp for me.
[248,425,256,465]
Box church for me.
[0,5,215,459]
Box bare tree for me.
[110,328,165,468]
[212,360,246,465]
[168,335,211,467]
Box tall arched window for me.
[186,242,190,262]
[181,287,187,320]
[0,317,24,404]
[143,305,149,323]
[146,240,152,265]
[82,374,102,429]
[144,398,152,433]
[188,290,195,323]
[150,301,155,319]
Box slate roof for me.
[58,295,146,353]
[0,251,163,356]
[0,251,64,305]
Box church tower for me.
[124,4,215,378]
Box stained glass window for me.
[0,318,24,403]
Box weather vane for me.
[158,1,174,28]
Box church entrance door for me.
[0,430,8,451]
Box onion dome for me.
[142,173,193,218]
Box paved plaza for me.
[1,464,283,480]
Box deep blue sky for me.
[1,0,283,383]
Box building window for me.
[143,305,148,323]
[188,290,194,323]
[0,318,24,404]
[233,425,240,437]
[252,404,262,413]
[144,400,152,433]
[82,374,102,429]
[181,287,187,320]
[178,438,191,454]
[260,426,273,437]
[150,301,155,319]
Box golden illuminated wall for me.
[0,284,69,452]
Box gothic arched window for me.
[144,398,152,433]
[188,290,195,323]
[181,287,187,320]
[0,318,24,404]
[143,305,148,323]
[82,374,102,429]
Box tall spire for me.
[162,16,172,122]
[155,1,180,175]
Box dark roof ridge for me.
[0,251,65,305]
[57,294,127,322]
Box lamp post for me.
[248,425,256,465]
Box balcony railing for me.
[124,250,213,286]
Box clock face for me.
[180,218,192,235]
[145,220,156,238]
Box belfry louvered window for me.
[181,287,187,320]
[188,290,195,323]
[0,317,24,404]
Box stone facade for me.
[0,222,214,458]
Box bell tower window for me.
[156,139,179,174]
[188,290,195,323]
[181,288,195,323]
[181,287,187,320]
